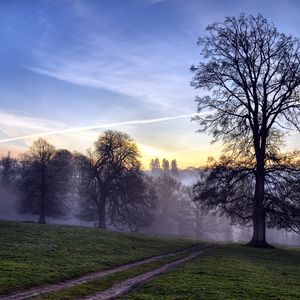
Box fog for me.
[0,176,299,248]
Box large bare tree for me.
[191,14,300,247]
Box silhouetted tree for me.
[175,186,195,236]
[149,159,155,170]
[18,139,73,224]
[76,130,144,229]
[0,152,19,215]
[108,172,157,232]
[0,152,18,189]
[171,159,179,177]
[150,158,162,176]
[191,14,300,247]
[162,158,170,173]
[193,154,300,245]
[150,174,182,235]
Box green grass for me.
[125,244,300,299]
[32,252,193,300]
[0,220,198,295]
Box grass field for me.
[32,252,188,300]
[2,221,300,299]
[125,244,300,299]
[0,220,198,295]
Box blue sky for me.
[0,0,299,167]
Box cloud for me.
[0,111,68,132]
[143,0,168,4]
[25,1,197,114]
[27,48,194,113]
[0,112,200,143]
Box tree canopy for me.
[18,139,73,224]
[76,130,156,230]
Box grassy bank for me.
[125,244,300,299]
[0,220,198,295]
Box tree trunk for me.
[39,165,47,224]
[247,166,271,248]
[97,193,106,229]
[195,207,201,237]
[38,213,46,224]
[39,194,46,224]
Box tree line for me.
[0,135,234,240]
[0,131,157,231]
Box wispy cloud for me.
[0,112,200,143]
[27,46,194,113]
[143,0,168,4]
[25,1,196,114]
[0,111,68,132]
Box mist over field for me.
[1,166,298,247]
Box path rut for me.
[83,245,217,300]
[0,245,201,300]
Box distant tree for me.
[191,14,300,247]
[73,152,98,222]
[0,152,19,215]
[192,198,204,237]
[18,139,73,224]
[149,159,155,171]
[76,130,147,229]
[150,157,162,176]
[162,158,170,173]
[108,172,157,232]
[0,152,18,189]
[170,159,179,177]
[150,174,182,235]
[175,186,196,236]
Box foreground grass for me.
[32,252,194,300]
[0,221,198,295]
[125,244,300,299]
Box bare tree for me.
[108,172,157,232]
[0,152,18,189]
[193,153,300,246]
[76,130,143,229]
[170,159,179,177]
[149,174,183,235]
[18,139,73,224]
[191,14,300,247]
[150,158,162,176]
[162,159,170,173]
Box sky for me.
[0,0,299,168]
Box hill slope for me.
[125,244,300,299]
[0,221,198,295]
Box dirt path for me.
[83,245,217,300]
[0,245,202,300]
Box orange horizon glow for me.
[0,139,222,170]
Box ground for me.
[1,221,300,299]
[125,244,300,299]
[0,220,197,295]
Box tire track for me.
[0,245,202,300]
[83,245,217,300]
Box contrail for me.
[0,113,200,143]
